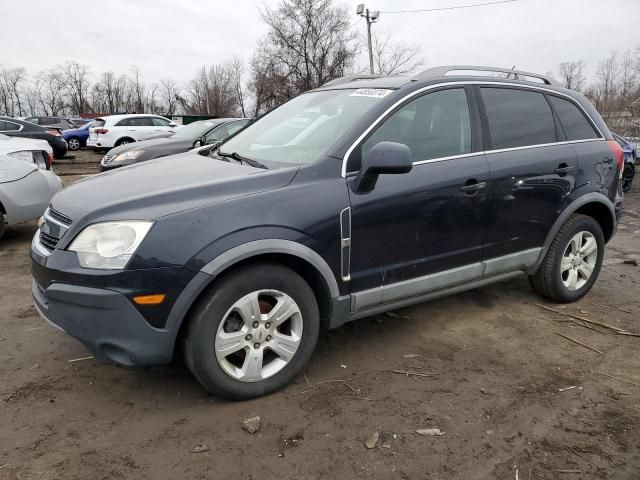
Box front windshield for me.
[171,120,224,140]
[219,88,393,168]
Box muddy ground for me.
[1,150,639,480]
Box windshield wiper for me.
[216,150,268,170]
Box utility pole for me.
[356,4,380,75]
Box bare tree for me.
[619,50,637,99]
[0,66,27,116]
[558,60,586,91]
[186,65,237,116]
[34,68,66,115]
[61,61,91,114]
[159,78,179,116]
[259,0,358,97]
[370,31,424,75]
[129,66,146,113]
[595,51,621,114]
[228,56,247,117]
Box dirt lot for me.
[1,150,639,480]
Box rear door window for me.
[548,96,600,141]
[0,120,21,131]
[152,117,171,127]
[481,87,557,149]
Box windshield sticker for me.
[350,88,393,98]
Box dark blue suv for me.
[31,66,625,399]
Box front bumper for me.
[31,238,202,366]
[32,279,175,366]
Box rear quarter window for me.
[481,87,557,149]
[93,119,106,128]
[548,96,600,141]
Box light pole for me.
[356,4,380,75]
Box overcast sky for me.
[1,0,638,84]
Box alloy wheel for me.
[214,290,303,382]
[560,231,598,291]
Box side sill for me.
[348,270,524,322]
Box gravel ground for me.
[1,150,639,480]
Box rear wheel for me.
[67,137,81,151]
[622,164,635,192]
[0,213,5,240]
[529,214,604,303]
[115,138,134,147]
[184,263,320,400]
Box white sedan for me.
[0,134,62,239]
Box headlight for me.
[112,150,145,163]
[68,221,153,269]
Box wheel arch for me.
[530,192,616,273]
[169,240,342,359]
[115,137,135,146]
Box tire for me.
[115,138,134,147]
[184,263,320,400]
[0,214,5,240]
[67,137,81,151]
[529,214,604,303]
[622,164,634,192]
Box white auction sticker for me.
[350,88,393,98]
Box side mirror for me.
[168,122,178,127]
[353,141,412,193]
[194,136,205,148]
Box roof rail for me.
[413,65,559,86]
[322,74,390,87]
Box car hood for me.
[0,136,52,154]
[106,137,194,159]
[51,152,298,230]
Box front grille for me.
[48,207,72,226]
[39,231,59,251]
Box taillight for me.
[45,129,62,136]
[607,140,625,178]
[47,152,54,167]
[96,128,109,134]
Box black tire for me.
[53,150,66,160]
[622,164,634,192]
[115,138,134,147]
[184,263,320,400]
[67,137,81,151]
[0,214,5,240]
[529,214,605,303]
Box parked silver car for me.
[0,134,63,239]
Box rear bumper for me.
[32,279,176,366]
[87,138,113,149]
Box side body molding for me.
[200,239,341,299]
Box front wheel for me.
[529,214,604,303]
[184,263,320,400]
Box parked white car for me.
[0,134,62,239]
[87,114,179,149]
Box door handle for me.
[554,164,575,174]
[459,180,487,194]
